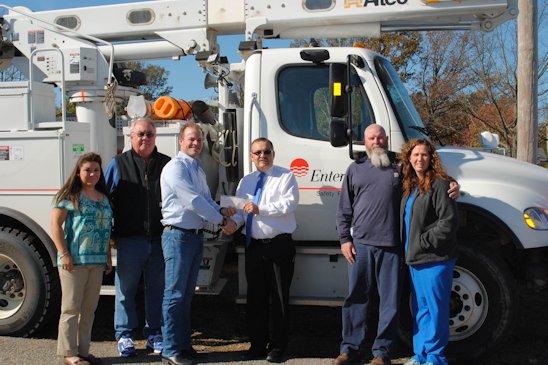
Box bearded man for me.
[334,125,458,365]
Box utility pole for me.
[517,0,538,163]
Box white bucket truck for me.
[0,0,546,361]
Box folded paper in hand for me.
[220,195,249,209]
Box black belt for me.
[251,233,291,244]
[164,225,203,235]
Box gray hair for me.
[130,118,156,134]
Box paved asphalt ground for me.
[0,296,410,365]
[0,335,342,365]
[1,257,547,365]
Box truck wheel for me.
[399,244,518,362]
[0,227,60,336]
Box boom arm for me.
[2,0,518,62]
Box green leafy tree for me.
[124,61,173,100]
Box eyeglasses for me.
[251,149,273,156]
[135,131,155,138]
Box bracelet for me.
[59,251,70,259]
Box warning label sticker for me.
[0,146,24,161]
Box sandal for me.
[79,354,102,365]
[62,356,90,365]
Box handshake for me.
[219,196,260,236]
[220,207,238,235]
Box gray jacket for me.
[400,178,458,265]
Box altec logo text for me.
[345,0,408,8]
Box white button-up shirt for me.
[233,165,299,239]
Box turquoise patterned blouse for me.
[55,194,113,266]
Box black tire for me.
[0,227,60,337]
[399,244,518,362]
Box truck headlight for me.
[523,207,548,230]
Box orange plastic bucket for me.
[153,96,192,120]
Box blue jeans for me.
[114,236,164,340]
[341,244,403,359]
[161,229,203,357]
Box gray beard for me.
[366,147,391,168]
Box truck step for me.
[235,295,344,307]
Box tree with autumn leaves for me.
[409,31,474,147]
[410,29,524,155]
[292,2,547,158]
[291,33,422,82]
[413,6,546,158]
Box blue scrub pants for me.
[340,243,403,359]
[409,259,455,365]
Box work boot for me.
[333,352,360,365]
[369,356,391,365]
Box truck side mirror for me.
[330,118,349,147]
[329,63,348,118]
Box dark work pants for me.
[245,234,295,352]
[340,243,403,359]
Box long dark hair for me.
[54,152,110,210]
[401,139,451,196]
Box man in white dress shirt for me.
[231,137,299,363]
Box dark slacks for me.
[340,243,404,359]
[245,234,295,352]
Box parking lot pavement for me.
[2,268,546,365]
[0,336,347,365]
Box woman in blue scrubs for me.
[400,139,459,365]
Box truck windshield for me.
[374,56,429,141]
[278,65,374,143]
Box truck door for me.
[254,49,379,242]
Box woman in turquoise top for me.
[51,152,113,365]
[400,139,458,365]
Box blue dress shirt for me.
[160,151,223,229]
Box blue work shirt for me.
[336,155,402,247]
[160,151,223,229]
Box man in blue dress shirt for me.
[160,122,235,365]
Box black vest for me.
[112,148,171,238]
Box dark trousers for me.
[245,234,295,352]
[340,243,403,359]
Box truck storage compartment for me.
[0,81,56,131]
